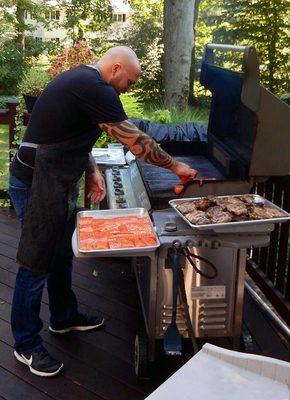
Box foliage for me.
[18,66,51,96]
[120,93,144,119]
[151,109,172,124]
[0,0,16,41]
[61,0,112,43]
[194,0,290,96]
[125,0,164,102]
[48,41,96,78]
[0,41,27,95]
[143,102,209,125]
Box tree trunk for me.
[163,0,195,109]
[15,0,25,51]
[188,0,201,105]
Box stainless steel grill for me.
[77,44,290,379]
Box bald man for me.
[9,46,197,377]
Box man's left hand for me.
[87,171,106,203]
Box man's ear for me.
[112,63,121,76]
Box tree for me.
[213,0,290,95]
[61,0,112,44]
[125,0,164,102]
[163,0,195,109]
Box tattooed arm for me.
[99,120,198,179]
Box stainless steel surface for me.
[105,162,151,210]
[169,195,290,232]
[76,208,160,255]
[92,147,126,165]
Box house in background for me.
[24,0,133,45]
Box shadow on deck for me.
[0,208,289,400]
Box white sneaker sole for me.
[14,351,63,377]
[48,318,105,334]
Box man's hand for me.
[170,161,198,182]
[86,171,106,204]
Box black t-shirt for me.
[10,65,127,184]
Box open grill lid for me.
[200,44,290,178]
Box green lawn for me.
[0,125,9,190]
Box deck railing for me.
[1,99,289,324]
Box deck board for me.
[0,208,289,400]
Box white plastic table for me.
[146,343,290,400]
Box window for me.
[56,10,60,20]
[45,11,50,19]
[45,10,60,20]
[113,14,117,22]
[35,37,42,42]
[117,14,122,22]
[122,14,126,22]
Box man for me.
[9,46,198,377]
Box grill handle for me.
[203,43,261,112]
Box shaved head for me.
[97,46,141,94]
[100,46,140,70]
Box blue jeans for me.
[9,175,79,353]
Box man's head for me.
[97,46,141,94]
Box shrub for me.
[151,109,172,124]
[120,93,144,118]
[18,67,51,97]
[0,41,27,95]
[48,42,96,78]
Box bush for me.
[0,41,28,95]
[120,93,144,118]
[18,66,51,97]
[48,42,96,78]
[151,109,172,124]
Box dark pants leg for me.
[9,174,79,353]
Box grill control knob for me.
[115,189,124,195]
[116,196,126,203]
[164,222,177,232]
[118,203,127,208]
[114,183,122,188]
[113,177,121,183]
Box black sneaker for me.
[14,347,63,377]
[49,313,105,334]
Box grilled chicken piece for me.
[186,210,210,225]
[194,197,213,211]
[225,201,247,216]
[238,195,256,205]
[206,206,224,218]
[248,205,284,219]
[211,211,232,224]
[176,201,196,214]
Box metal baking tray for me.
[92,147,126,165]
[76,208,160,255]
[169,195,290,232]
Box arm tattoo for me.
[99,120,177,169]
[87,152,99,175]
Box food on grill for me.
[247,205,285,219]
[205,206,232,223]
[185,210,211,225]
[194,198,213,211]
[174,195,286,225]
[176,201,197,214]
[78,215,157,250]
[238,195,256,205]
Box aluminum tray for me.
[169,195,290,233]
[76,208,160,255]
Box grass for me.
[0,125,9,190]
[142,102,209,125]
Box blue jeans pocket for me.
[9,175,30,223]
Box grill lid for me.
[201,44,290,178]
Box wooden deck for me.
[0,208,289,400]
